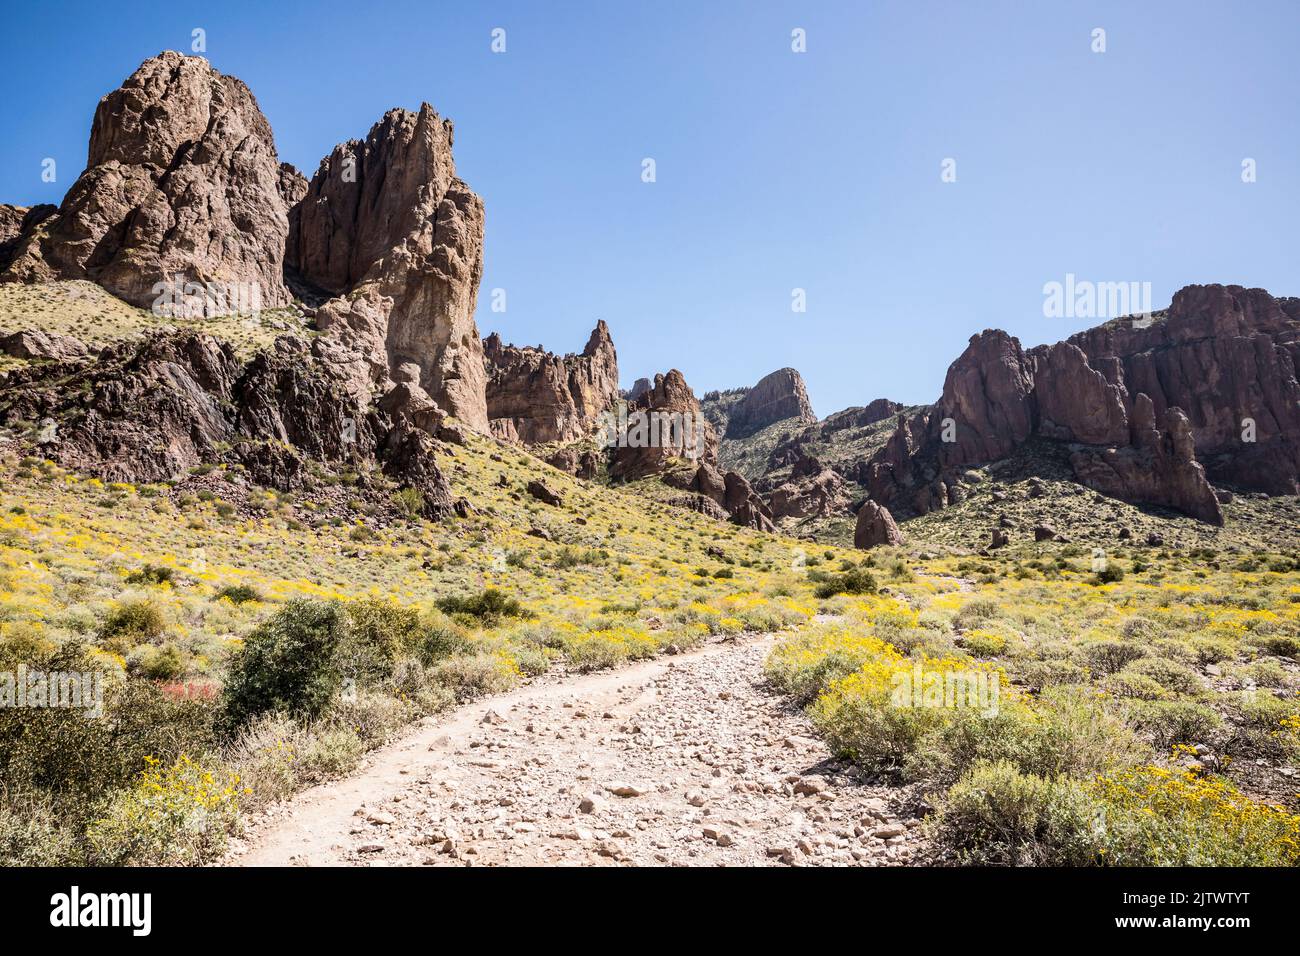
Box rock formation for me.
[287,104,488,428]
[1070,396,1224,525]
[609,370,716,482]
[1068,284,1300,495]
[484,321,619,444]
[608,369,774,531]
[860,284,1294,523]
[854,500,903,549]
[0,328,455,514]
[723,368,816,439]
[1,52,296,313]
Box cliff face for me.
[1067,284,1300,495]
[864,283,1300,523]
[483,321,619,444]
[723,368,817,439]
[288,104,489,430]
[1,52,296,313]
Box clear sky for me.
[2,1,1296,414]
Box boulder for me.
[854,500,903,549]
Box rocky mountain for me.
[605,369,775,531]
[711,368,816,439]
[864,284,1300,529]
[1,52,297,312]
[484,320,619,444]
[286,103,488,426]
[0,52,494,514]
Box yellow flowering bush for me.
[86,754,244,866]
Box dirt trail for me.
[229,633,924,867]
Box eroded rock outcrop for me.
[860,284,1298,523]
[484,321,619,444]
[1070,395,1223,525]
[1068,284,1300,495]
[0,329,461,510]
[1,52,295,312]
[610,369,773,530]
[854,500,903,549]
[724,368,816,439]
[288,104,488,428]
[609,370,716,482]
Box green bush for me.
[1124,699,1223,749]
[215,584,262,605]
[124,564,175,586]
[1081,639,1146,675]
[813,568,877,599]
[99,598,166,644]
[929,760,1102,865]
[1122,657,1202,695]
[435,587,532,625]
[222,600,347,726]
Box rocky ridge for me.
[484,321,619,444]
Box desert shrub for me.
[765,626,898,705]
[1237,658,1289,688]
[127,642,186,681]
[1122,657,1202,695]
[1091,767,1300,866]
[339,598,421,685]
[0,621,56,662]
[1091,565,1125,585]
[1124,699,1223,749]
[1227,693,1300,759]
[215,584,262,605]
[436,588,532,625]
[392,487,425,518]
[85,754,242,866]
[1101,671,1167,700]
[1119,616,1162,642]
[326,689,417,747]
[428,652,519,702]
[222,599,347,726]
[511,646,551,677]
[564,627,657,672]
[961,629,1008,657]
[0,795,83,866]
[1081,639,1146,675]
[1188,635,1236,665]
[99,598,166,644]
[1247,633,1300,660]
[954,597,1001,628]
[124,564,175,586]
[933,762,1300,867]
[0,649,216,813]
[222,714,309,809]
[912,687,1143,785]
[929,760,1102,865]
[813,568,877,599]
[407,612,472,665]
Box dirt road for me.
[229,633,923,866]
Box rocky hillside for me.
[702,286,1300,551]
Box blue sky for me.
[2,1,1296,413]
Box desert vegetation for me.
[766,545,1300,865]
